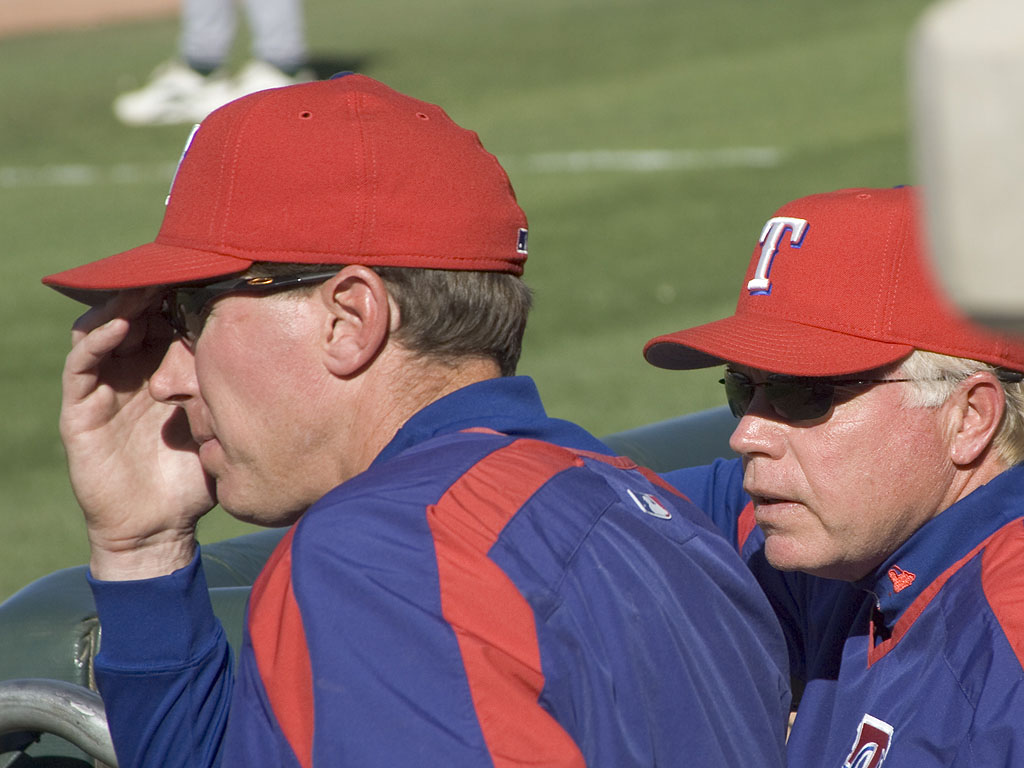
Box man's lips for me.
[195,435,221,463]
[750,493,791,505]
[747,492,803,527]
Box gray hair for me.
[898,350,1024,466]
[245,263,532,377]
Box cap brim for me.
[644,313,915,377]
[42,241,255,305]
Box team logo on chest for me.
[747,216,809,295]
[843,713,894,768]
[626,489,672,519]
[887,565,916,593]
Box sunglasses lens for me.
[160,295,186,341]
[721,372,835,421]
[765,380,833,421]
[722,373,754,418]
[163,289,208,345]
[185,306,206,343]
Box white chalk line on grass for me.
[0,148,784,190]
[520,147,785,173]
[0,162,178,189]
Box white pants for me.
[180,0,308,72]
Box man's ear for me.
[948,371,1006,466]
[317,265,395,377]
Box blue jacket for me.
[668,458,1024,767]
[90,377,790,767]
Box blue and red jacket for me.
[90,377,790,767]
[668,458,1024,767]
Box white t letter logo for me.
[746,216,809,294]
[166,123,200,206]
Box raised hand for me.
[60,291,215,580]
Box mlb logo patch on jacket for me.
[844,713,893,768]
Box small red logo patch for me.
[887,565,916,593]
[844,713,894,768]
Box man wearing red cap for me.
[647,186,1024,767]
[43,74,789,767]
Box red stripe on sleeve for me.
[461,428,693,503]
[427,438,587,768]
[981,519,1024,669]
[737,501,758,553]
[248,527,314,768]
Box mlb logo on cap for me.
[517,228,529,255]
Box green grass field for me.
[0,0,933,600]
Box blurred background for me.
[0,0,932,599]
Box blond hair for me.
[899,350,1024,466]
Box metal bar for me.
[0,679,117,766]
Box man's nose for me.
[728,392,786,459]
[148,337,198,404]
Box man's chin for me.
[764,543,866,581]
[763,537,824,576]
[221,503,304,528]
[215,485,306,528]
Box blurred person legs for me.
[239,0,309,79]
[113,0,312,126]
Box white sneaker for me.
[232,60,316,99]
[113,60,232,126]
[187,61,314,119]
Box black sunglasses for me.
[719,370,920,421]
[162,271,339,346]
[721,367,1024,421]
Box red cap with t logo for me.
[644,186,1024,376]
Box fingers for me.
[62,316,131,403]
[63,289,172,406]
[58,289,212,579]
[70,290,157,343]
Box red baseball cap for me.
[43,73,529,303]
[644,186,1024,376]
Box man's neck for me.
[338,352,502,481]
[946,455,1010,510]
